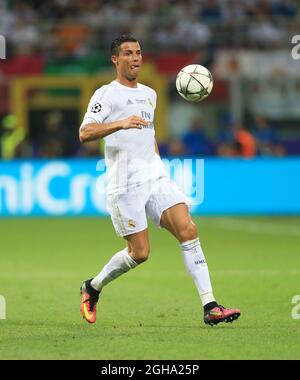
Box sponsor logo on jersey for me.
[91,102,102,113]
[126,99,134,105]
[141,111,151,120]
[141,122,154,130]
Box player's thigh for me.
[146,177,192,239]
[160,202,197,242]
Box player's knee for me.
[178,220,198,243]
[131,245,150,264]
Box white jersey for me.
[82,80,167,194]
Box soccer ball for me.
[176,64,213,102]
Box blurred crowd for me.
[0,111,286,160]
[0,0,298,59]
[0,0,297,160]
[160,115,286,158]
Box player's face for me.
[112,42,142,81]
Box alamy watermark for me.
[0,295,6,319]
[0,35,6,59]
[291,35,300,60]
[95,155,205,206]
[291,295,300,320]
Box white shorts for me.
[106,176,191,237]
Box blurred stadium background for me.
[1,0,300,155]
[0,0,300,216]
[1,0,300,360]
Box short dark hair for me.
[111,35,138,56]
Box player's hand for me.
[122,115,148,130]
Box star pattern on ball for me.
[176,64,213,102]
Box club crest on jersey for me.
[148,98,153,108]
[91,102,102,113]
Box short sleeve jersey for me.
[82,80,167,193]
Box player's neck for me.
[115,76,138,88]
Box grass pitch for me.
[0,217,300,360]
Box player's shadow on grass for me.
[5,320,250,331]
[124,324,249,330]
[5,320,84,329]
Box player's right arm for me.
[79,88,147,143]
[79,116,147,143]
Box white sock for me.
[181,238,216,307]
[91,247,138,291]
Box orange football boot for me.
[204,305,240,326]
[80,279,100,324]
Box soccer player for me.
[79,35,240,326]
